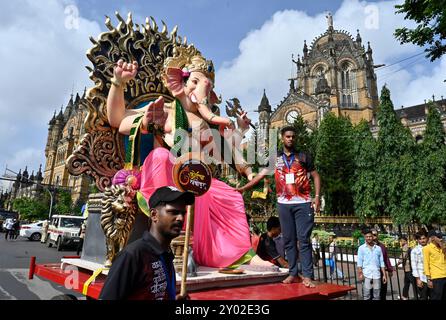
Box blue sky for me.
[76,0,348,68]
[0,0,444,190]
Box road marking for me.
[0,285,17,300]
[0,268,84,300]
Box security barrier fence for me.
[313,244,420,300]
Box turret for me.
[36,164,43,183]
[356,29,362,47]
[258,89,272,114]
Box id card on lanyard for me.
[283,153,295,184]
[159,255,176,300]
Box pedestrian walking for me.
[357,229,387,300]
[371,229,393,300]
[423,230,446,300]
[328,235,344,281]
[312,233,320,267]
[76,220,87,256]
[397,236,414,300]
[411,230,430,300]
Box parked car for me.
[46,215,84,251]
[19,220,45,241]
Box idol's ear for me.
[209,90,221,105]
[163,67,185,97]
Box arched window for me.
[339,61,358,108]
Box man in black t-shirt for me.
[99,186,194,300]
[257,216,289,268]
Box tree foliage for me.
[315,113,355,215]
[414,103,446,224]
[352,120,379,220]
[375,86,417,224]
[53,190,73,215]
[12,197,49,221]
[394,0,446,61]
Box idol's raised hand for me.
[114,59,138,85]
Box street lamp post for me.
[5,168,54,220]
[46,187,54,220]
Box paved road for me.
[0,233,85,300]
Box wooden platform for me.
[189,281,354,300]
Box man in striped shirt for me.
[411,230,430,300]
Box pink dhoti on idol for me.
[139,147,253,268]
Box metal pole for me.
[47,188,53,220]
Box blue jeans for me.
[278,202,314,278]
[329,258,344,279]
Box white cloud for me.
[0,0,101,179]
[216,0,445,123]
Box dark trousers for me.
[432,278,446,300]
[278,202,314,278]
[313,249,320,266]
[402,271,413,298]
[76,238,84,256]
[380,277,388,300]
[417,282,430,300]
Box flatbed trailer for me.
[29,257,354,300]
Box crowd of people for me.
[253,222,446,301]
[356,228,446,300]
[3,217,20,240]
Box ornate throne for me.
[66,12,192,266]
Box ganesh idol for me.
[106,44,272,269]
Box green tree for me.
[12,197,48,221]
[394,0,446,61]
[315,113,355,215]
[414,102,446,224]
[375,86,416,223]
[352,120,379,220]
[53,190,73,214]
[291,116,311,152]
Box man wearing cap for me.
[99,186,194,300]
[423,230,446,300]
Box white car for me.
[47,215,84,251]
[20,221,45,241]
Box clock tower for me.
[266,15,379,130]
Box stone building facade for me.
[260,16,379,133]
[43,90,91,205]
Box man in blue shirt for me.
[357,229,387,300]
